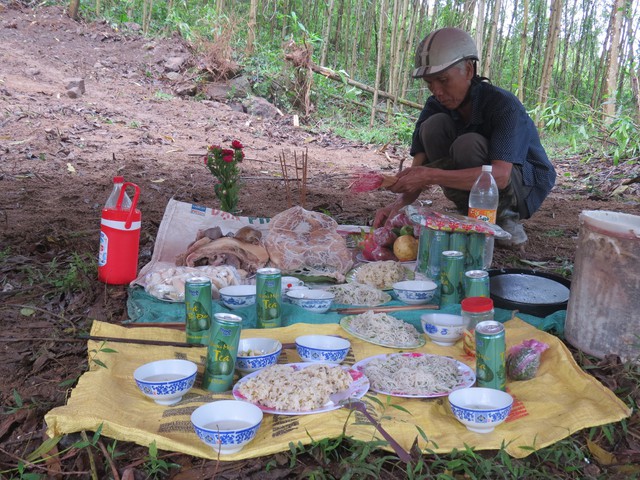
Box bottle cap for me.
[461,296,494,312]
[113,176,125,183]
[481,165,492,172]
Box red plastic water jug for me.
[98,182,141,285]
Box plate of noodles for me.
[346,261,415,290]
[351,353,475,398]
[327,284,392,307]
[232,363,370,415]
[340,312,425,349]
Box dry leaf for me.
[67,163,76,174]
[587,439,616,465]
[151,179,165,183]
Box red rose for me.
[203,155,208,165]
[221,148,234,157]
[231,140,243,149]
[222,154,233,163]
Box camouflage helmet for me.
[412,27,479,78]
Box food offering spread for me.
[128,202,563,455]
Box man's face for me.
[422,61,473,110]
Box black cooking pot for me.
[488,268,571,317]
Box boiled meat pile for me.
[264,206,353,282]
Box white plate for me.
[340,316,426,349]
[232,363,370,415]
[346,264,415,290]
[351,353,475,398]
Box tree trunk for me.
[482,0,501,78]
[517,0,529,102]
[602,0,625,122]
[349,0,363,77]
[474,0,485,73]
[68,0,80,20]
[536,0,562,128]
[320,0,335,67]
[371,0,389,127]
[245,0,258,56]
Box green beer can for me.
[184,276,212,345]
[426,229,450,281]
[256,267,282,328]
[475,320,506,391]
[449,232,468,263]
[202,313,242,392]
[466,233,486,270]
[464,270,490,298]
[439,250,464,306]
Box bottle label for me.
[98,231,108,266]
[468,208,497,223]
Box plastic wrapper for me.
[506,339,550,381]
[404,205,511,239]
[373,226,397,247]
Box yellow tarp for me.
[45,319,630,459]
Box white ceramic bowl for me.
[283,285,309,303]
[191,400,263,454]
[421,313,466,346]
[448,387,514,433]
[236,338,282,376]
[219,285,256,310]
[134,359,198,405]
[285,289,335,313]
[295,335,351,363]
[393,280,437,305]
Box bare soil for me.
[1,4,640,478]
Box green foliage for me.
[88,340,118,369]
[21,252,95,297]
[143,441,180,479]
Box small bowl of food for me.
[421,313,466,346]
[448,387,514,433]
[285,289,335,314]
[191,400,263,454]
[219,285,256,310]
[295,335,351,363]
[236,338,283,376]
[134,359,198,405]
[393,280,437,305]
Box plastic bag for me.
[506,339,550,381]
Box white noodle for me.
[328,284,389,306]
[348,311,422,346]
[354,261,406,289]
[364,355,461,395]
[237,364,352,411]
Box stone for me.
[244,96,281,119]
[65,77,85,94]
[67,87,82,98]
[164,56,185,72]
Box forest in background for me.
[68,0,640,161]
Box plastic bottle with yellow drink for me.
[468,165,498,269]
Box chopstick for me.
[332,304,439,315]
[78,334,203,348]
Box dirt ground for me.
[2,3,640,478]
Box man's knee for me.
[450,133,488,168]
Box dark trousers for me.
[417,113,531,221]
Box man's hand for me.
[373,204,400,229]
[388,166,432,194]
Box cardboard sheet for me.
[45,319,630,459]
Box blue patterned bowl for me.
[191,400,263,454]
[295,335,351,363]
[448,387,513,433]
[420,313,465,346]
[393,280,437,305]
[134,359,198,406]
[219,285,256,310]
[285,289,334,313]
[236,338,282,376]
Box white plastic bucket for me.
[565,210,640,362]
